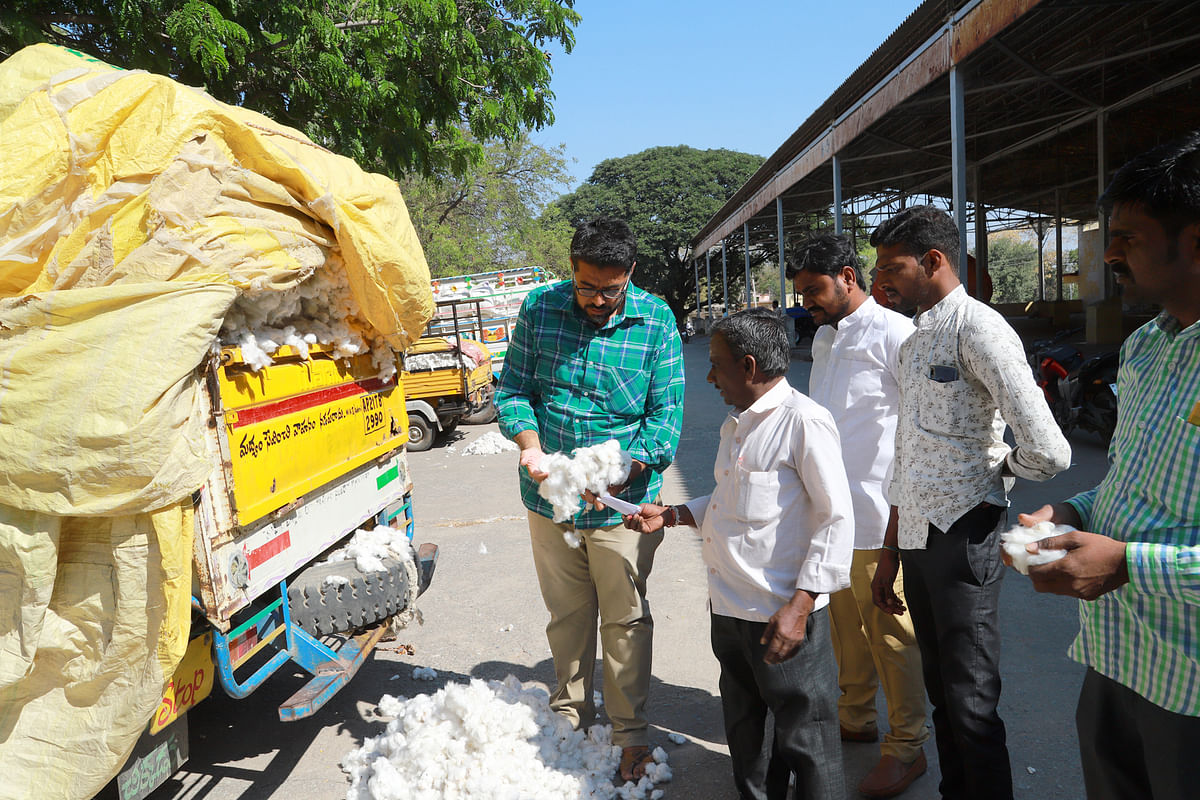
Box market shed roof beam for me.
[691,0,1200,256]
[692,0,1045,254]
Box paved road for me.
[150,332,1108,800]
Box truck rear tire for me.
[287,557,411,637]
[406,413,435,451]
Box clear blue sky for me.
[533,1,919,190]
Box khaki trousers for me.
[828,547,929,762]
[527,511,663,747]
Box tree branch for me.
[438,189,472,224]
[334,19,386,31]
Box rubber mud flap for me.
[287,557,411,637]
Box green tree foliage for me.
[400,130,575,278]
[984,230,1040,303]
[554,146,766,324]
[0,0,580,178]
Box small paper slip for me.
[598,494,641,515]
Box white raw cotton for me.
[1000,521,1072,575]
[462,432,519,456]
[412,666,439,682]
[341,676,671,800]
[219,259,399,382]
[537,440,632,524]
[325,526,413,574]
[322,574,351,590]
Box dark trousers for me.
[901,503,1012,800]
[1077,667,1200,800]
[710,609,844,800]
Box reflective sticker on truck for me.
[247,530,292,570]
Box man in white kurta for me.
[627,309,854,800]
[790,233,929,799]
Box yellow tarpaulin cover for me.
[0,44,434,798]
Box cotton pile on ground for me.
[461,432,519,456]
[219,259,398,380]
[538,440,632,525]
[1001,520,1071,574]
[342,676,670,800]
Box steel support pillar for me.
[692,259,700,320]
[833,155,844,235]
[744,223,752,309]
[1097,111,1110,298]
[777,197,787,312]
[950,65,969,279]
[1037,212,1046,302]
[972,165,987,300]
[721,239,729,317]
[1055,190,1064,301]
[705,251,713,325]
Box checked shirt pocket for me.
[602,365,648,416]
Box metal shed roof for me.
[690,0,1200,254]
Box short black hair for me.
[786,231,866,290]
[570,217,637,272]
[1101,130,1200,242]
[869,205,960,268]
[713,308,790,378]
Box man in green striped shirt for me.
[496,217,685,782]
[1015,133,1200,800]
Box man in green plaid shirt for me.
[495,217,684,782]
[1014,133,1200,799]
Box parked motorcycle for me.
[1027,328,1120,442]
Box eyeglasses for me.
[573,277,629,300]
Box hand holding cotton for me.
[536,440,632,525]
[1001,521,1071,575]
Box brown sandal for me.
[617,744,654,783]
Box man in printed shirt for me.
[789,232,928,799]
[1012,133,1200,800]
[495,217,685,782]
[868,205,1071,800]
[626,309,853,800]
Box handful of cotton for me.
[1001,521,1073,575]
[537,440,632,525]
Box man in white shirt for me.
[626,308,854,800]
[869,206,1071,800]
[790,232,928,799]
